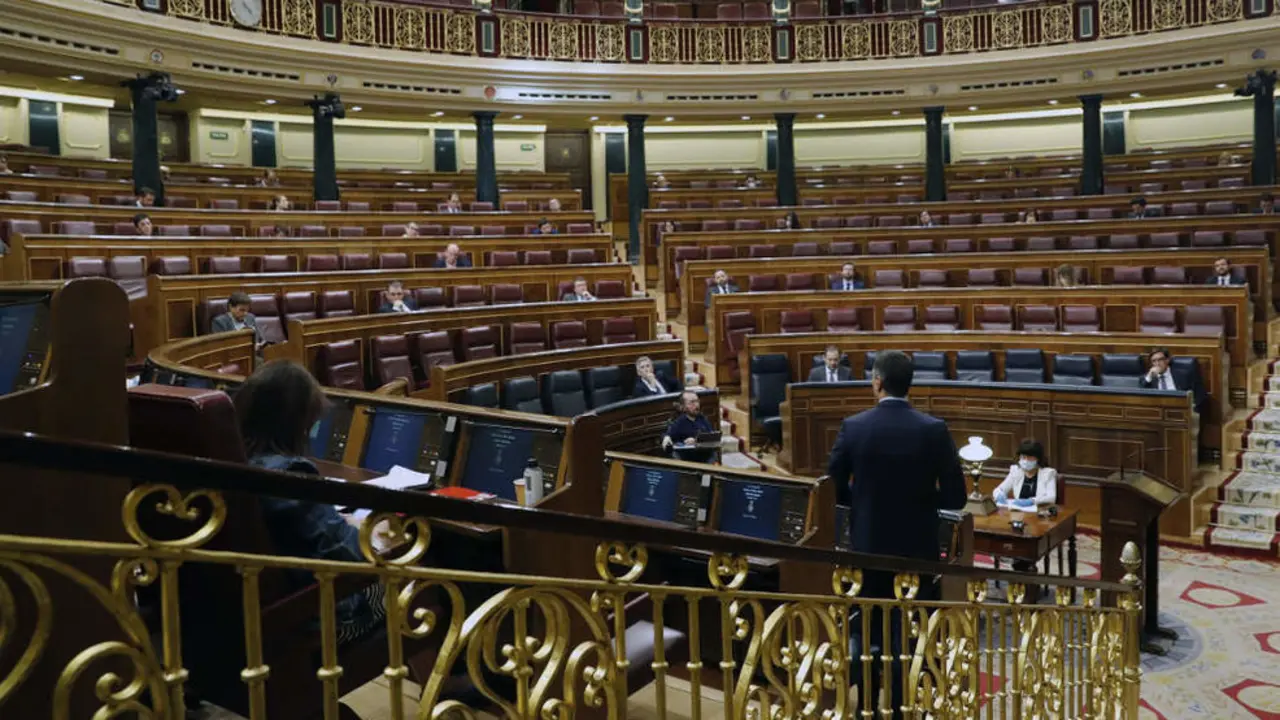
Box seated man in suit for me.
[704,269,739,307]
[917,210,935,227]
[132,213,153,236]
[433,243,472,269]
[633,355,677,397]
[135,187,156,208]
[1129,196,1150,219]
[1256,192,1275,215]
[834,263,863,291]
[547,198,562,212]
[210,291,265,348]
[403,222,420,238]
[533,218,558,236]
[662,390,715,452]
[378,281,418,313]
[808,345,852,383]
[561,277,596,302]
[444,193,463,213]
[1140,347,1206,409]
[1206,257,1244,286]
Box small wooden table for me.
[972,506,1078,577]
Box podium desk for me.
[973,507,1078,577]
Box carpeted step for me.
[1205,526,1280,554]
[1209,502,1280,533]
[1245,409,1280,434]
[1258,392,1280,410]
[1233,450,1280,476]
[1217,471,1280,508]
[1243,430,1280,453]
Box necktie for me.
[1220,276,1227,286]
[1161,374,1172,390]
[828,370,835,383]
[844,280,851,290]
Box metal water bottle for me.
[522,458,544,506]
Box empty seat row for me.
[0,218,593,242]
[724,303,1227,344]
[708,265,1245,291]
[463,358,683,416]
[316,318,643,392]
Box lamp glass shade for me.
[958,436,993,463]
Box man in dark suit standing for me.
[826,350,966,717]
[808,345,852,382]
[704,269,739,307]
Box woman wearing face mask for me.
[992,439,1057,507]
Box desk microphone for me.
[1118,446,1169,479]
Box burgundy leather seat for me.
[282,291,317,323]
[943,238,973,253]
[747,244,777,259]
[490,283,523,304]
[966,269,998,287]
[56,193,91,205]
[791,242,820,257]
[371,335,417,388]
[1017,305,1058,332]
[1233,230,1268,246]
[460,326,499,360]
[1061,305,1100,332]
[976,305,1013,330]
[907,239,934,254]
[1110,266,1145,284]
[346,201,370,212]
[1191,231,1225,247]
[488,251,519,267]
[922,305,959,331]
[503,200,529,212]
[337,226,366,237]
[5,191,38,202]
[602,317,638,344]
[1013,268,1046,286]
[552,321,589,349]
[1068,236,1098,250]
[340,252,372,270]
[779,310,815,334]
[508,323,547,355]
[200,225,234,237]
[108,255,147,280]
[318,341,364,390]
[377,253,409,269]
[1204,201,1235,216]
[481,225,506,236]
[305,254,340,272]
[66,257,108,278]
[1026,237,1056,252]
[567,249,598,264]
[882,306,916,332]
[1151,266,1188,284]
[452,285,486,307]
[414,287,446,309]
[917,270,947,288]
[299,226,328,238]
[150,256,192,275]
[785,273,816,291]
[826,308,859,332]
[867,240,896,255]
[946,213,973,226]
[1147,232,1179,248]
[56,220,96,235]
[1183,306,1225,336]
[567,222,594,234]
[249,294,285,344]
[987,237,1015,252]
[314,200,341,211]
[317,290,355,318]
[205,257,243,274]
[469,201,494,211]
[449,226,476,237]
[748,275,778,292]
[413,331,457,382]
[873,269,905,288]
[258,255,292,273]
[594,279,626,299]
[1139,306,1178,334]
[829,241,855,255]
[1108,234,1139,249]
[210,200,239,210]
[721,311,756,383]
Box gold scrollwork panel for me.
[343,0,376,44]
[281,0,318,36]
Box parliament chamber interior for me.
[1,0,1279,716]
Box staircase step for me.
[1243,430,1280,453]
[1210,502,1280,533]
[1205,526,1280,555]
[1247,409,1280,433]
[1218,471,1280,508]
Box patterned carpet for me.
[1211,408,1280,555]
[1030,533,1280,719]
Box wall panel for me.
[58,105,109,159]
[795,126,925,165]
[458,130,546,172]
[1126,101,1251,150]
[644,130,764,170]
[191,116,252,166]
[0,97,29,146]
[950,116,1078,161]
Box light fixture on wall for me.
[67,74,85,81]
[967,105,978,111]
[741,115,751,120]
[350,106,362,112]
[431,111,444,117]
[513,114,524,119]
[891,110,900,116]
[175,89,186,95]
[263,99,277,105]
[588,116,599,121]
[1047,99,1059,105]
[1129,92,1142,98]
[664,116,674,121]
[1215,83,1228,89]
[815,113,825,119]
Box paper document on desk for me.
[368,465,434,491]
[998,498,1038,511]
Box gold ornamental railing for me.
[0,432,1142,719]
[96,0,1263,64]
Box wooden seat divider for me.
[677,245,1273,340]
[139,264,637,357]
[742,330,1228,449]
[5,232,614,281]
[266,297,659,376]
[706,285,1253,396]
[781,380,1198,537]
[428,340,684,403]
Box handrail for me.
[0,430,1127,591]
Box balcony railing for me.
[0,430,1142,719]
[97,0,1263,64]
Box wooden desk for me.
[973,507,1079,577]
[592,389,721,456]
[314,459,501,538]
[4,232,615,282]
[781,381,1198,536]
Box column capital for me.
[1078,94,1104,105]
[623,114,648,128]
[472,110,499,123]
[1242,69,1277,96]
[922,106,945,117]
[774,112,796,125]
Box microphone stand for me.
[1119,445,1178,655]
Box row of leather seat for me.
[669,231,1270,273]
[3,165,558,191]
[712,266,1245,293]
[2,191,563,214]
[665,200,1248,231]
[749,349,1203,444]
[196,280,633,339]
[315,318,644,392]
[737,304,1227,336]
[63,248,606,279]
[2,218,590,239]
[460,360,683,417]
